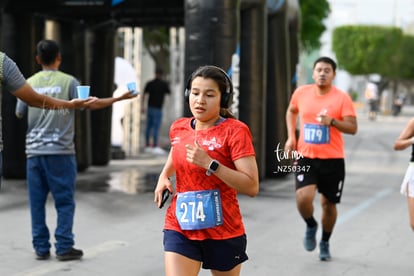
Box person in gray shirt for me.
[15,39,137,261]
[0,51,95,189]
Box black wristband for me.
[330,119,336,126]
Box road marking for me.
[14,240,127,276]
[338,187,394,225]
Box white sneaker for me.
[152,147,167,155]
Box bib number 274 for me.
[176,190,223,230]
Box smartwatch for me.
[206,160,220,176]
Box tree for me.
[396,35,414,81]
[332,25,403,77]
[332,25,414,100]
[299,0,330,53]
[394,35,414,95]
[142,27,170,75]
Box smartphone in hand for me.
[159,189,171,209]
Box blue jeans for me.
[145,107,163,147]
[27,155,77,255]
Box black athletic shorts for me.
[294,157,345,203]
[163,229,248,271]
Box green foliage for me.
[299,0,330,52]
[143,27,170,74]
[332,25,403,76]
[396,35,414,80]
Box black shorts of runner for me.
[294,157,345,203]
[163,229,248,271]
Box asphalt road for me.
[1,106,413,276]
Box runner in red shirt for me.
[154,65,259,275]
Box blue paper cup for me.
[127,82,137,94]
[77,86,90,99]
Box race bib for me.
[303,123,330,144]
[176,190,223,230]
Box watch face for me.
[210,160,219,171]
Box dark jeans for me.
[145,107,163,147]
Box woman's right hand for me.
[154,176,173,208]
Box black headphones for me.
[184,65,233,108]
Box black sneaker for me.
[35,251,51,260]
[56,247,83,261]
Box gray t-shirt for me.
[15,70,79,157]
[0,53,28,151]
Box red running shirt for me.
[164,117,256,240]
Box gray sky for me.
[329,0,414,28]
